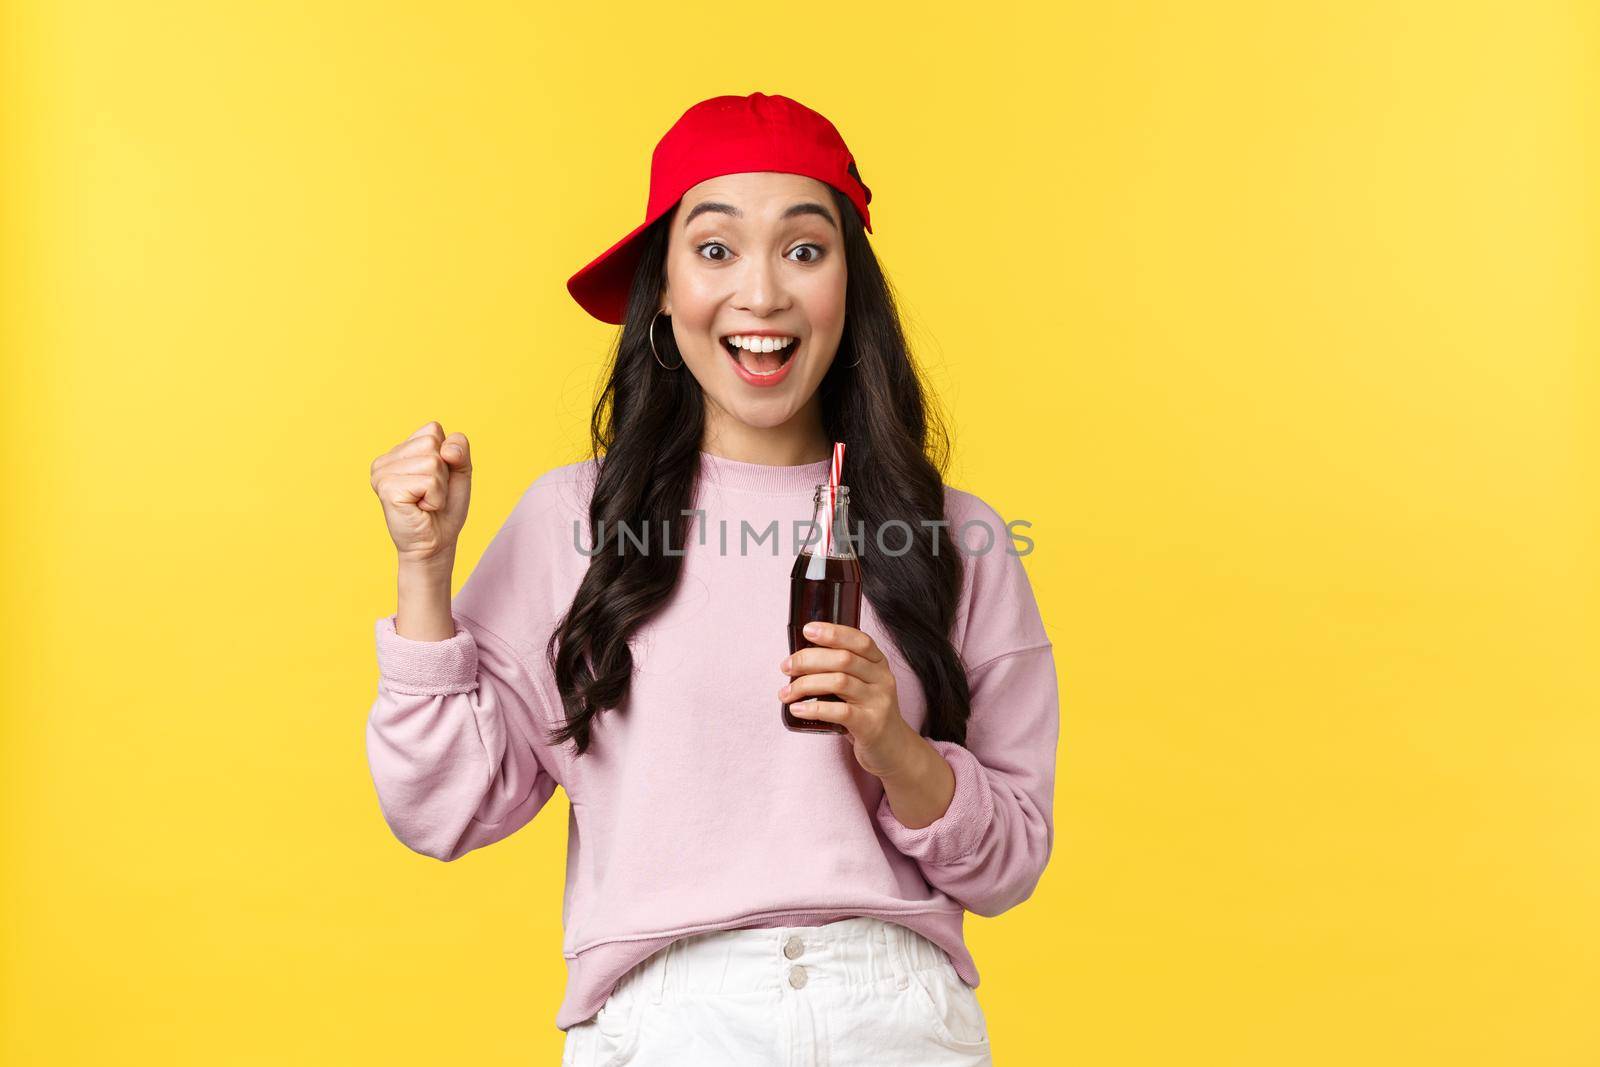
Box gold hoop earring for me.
[649,310,683,370]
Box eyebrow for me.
[683,200,837,230]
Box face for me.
[659,172,848,440]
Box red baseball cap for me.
[566,92,874,325]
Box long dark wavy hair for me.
[543,184,971,756]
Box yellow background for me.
[3,1,1596,1063]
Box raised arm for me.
[362,420,564,861]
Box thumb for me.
[442,432,472,519]
[441,432,472,474]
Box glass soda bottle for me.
[783,483,862,734]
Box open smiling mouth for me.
[720,334,799,379]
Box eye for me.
[788,243,825,264]
[695,241,732,262]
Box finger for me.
[383,471,446,513]
[377,438,443,472]
[799,621,884,663]
[382,451,451,484]
[782,671,867,704]
[441,432,472,472]
[372,425,449,483]
[372,447,448,495]
[391,432,447,462]
[784,647,881,685]
[787,699,853,728]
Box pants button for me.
[783,936,805,960]
[788,964,808,989]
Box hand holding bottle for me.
[780,619,923,779]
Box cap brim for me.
[566,208,669,326]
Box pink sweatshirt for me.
[364,451,1059,1031]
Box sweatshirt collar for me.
[697,449,833,496]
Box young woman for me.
[364,93,1059,1066]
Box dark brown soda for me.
[783,552,862,734]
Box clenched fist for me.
[370,421,472,568]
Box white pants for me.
[561,916,994,1066]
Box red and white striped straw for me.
[824,441,845,555]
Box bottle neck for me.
[807,486,856,558]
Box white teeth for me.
[725,334,796,353]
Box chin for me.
[720,398,800,430]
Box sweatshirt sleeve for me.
[875,493,1059,917]
[364,475,578,863]
[364,610,563,861]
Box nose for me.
[731,253,790,317]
